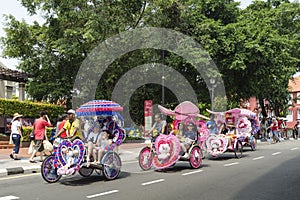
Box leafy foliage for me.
[0,99,65,121]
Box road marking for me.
[224,162,239,167]
[182,170,203,176]
[0,173,39,181]
[290,147,298,151]
[141,179,165,186]
[121,150,135,154]
[123,161,138,165]
[253,156,264,160]
[86,190,119,198]
[0,195,19,200]
[272,152,281,156]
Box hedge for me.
[0,98,65,122]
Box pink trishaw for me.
[206,108,259,159]
[138,101,209,171]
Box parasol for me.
[76,100,123,116]
[158,101,209,120]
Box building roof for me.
[288,76,300,92]
[0,61,29,83]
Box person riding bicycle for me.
[147,113,167,141]
[54,109,83,140]
[181,122,197,158]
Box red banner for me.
[144,100,153,133]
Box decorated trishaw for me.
[138,101,209,171]
[206,108,259,159]
[41,100,124,183]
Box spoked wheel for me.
[138,146,153,170]
[79,156,94,177]
[234,140,243,159]
[189,146,202,169]
[102,151,122,180]
[250,137,257,151]
[41,155,62,183]
[79,166,94,177]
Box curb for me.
[256,137,299,143]
[0,165,40,177]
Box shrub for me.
[0,98,65,122]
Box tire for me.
[41,155,62,183]
[138,146,153,171]
[234,140,243,159]
[79,166,94,177]
[250,137,257,151]
[189,146,202,169]
[102,151,122,180]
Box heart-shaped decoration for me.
[153,134,181,169]
[56,139,85,168]
[206,134,228,156]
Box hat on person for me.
[186,122,194,126]
[12,113,23,121]
[67,109,76,115]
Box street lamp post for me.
[162,50,165,106]
[210,78,217,111]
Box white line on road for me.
[0,195,19,200]
[123,161,138,165]
[290,147,299,151]
[86,190,119,199]
[121,150,135,154]
[224,162,239,167]
[272,152,281,156]
[182,170,203,176]
[141,179,165,186]
[253,156,265,160]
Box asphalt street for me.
[0,140,300,200]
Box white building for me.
[0,61,28,101]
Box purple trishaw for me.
[41,100,124,183]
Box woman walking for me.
[9,113,23,160]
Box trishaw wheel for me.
[102,151,121,180]
[79,166,94,177]
[251,137,257,151]
[234,140,243,159]
[41,155,61,183]
[138,146,153,171]
[189,146,202,169]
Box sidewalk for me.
[0,142,147,177]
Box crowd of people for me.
[259,117,291,144]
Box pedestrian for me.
[9,113,23,160]
[260,117,267,140]
[29,111,52,163]
[55,109,83,140]
[267,117,280,144]
[293,121,300,139]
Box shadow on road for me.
[59,171,131,186]
[231,156,300,200]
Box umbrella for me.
[76,100,123,116]
[158,101,208,120]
